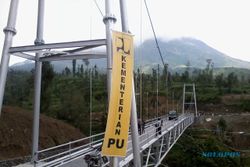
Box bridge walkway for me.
[32,113,194,167]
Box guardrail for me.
[34,114,193,167]
[36,132,105,166]
[119,114,194,166]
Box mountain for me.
[135,38,250,71]
[10,37,250,72]
[10,59,107,73]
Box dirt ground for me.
[0,106,84,160]
[193,113,250,153]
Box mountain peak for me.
[136,37,250,70]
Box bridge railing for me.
[35,115,169,166]
[35,113,193,167]
[119,113,194,166]
[35,132,105,166]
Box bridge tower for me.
[0,0,141,166]
[182,83,198,117]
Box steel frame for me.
[0,0,141,166]
[139,115,194,167]
[9,39,107,62]
[9,39,106,53]
[182,83,198,117]
[0,1,197,166]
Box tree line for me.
[3,61,250,134]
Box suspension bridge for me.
[0,0,198,166]
[27,114,194,167]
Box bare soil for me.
[0,106,84,160]
[194,113,250,153]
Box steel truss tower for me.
[182,83,198,117]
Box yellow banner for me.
[102,31,134,157]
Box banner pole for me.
[104,0,117,166]
[120,0,142,166]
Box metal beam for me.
[146,146,152,166]
[103,0,117,166]
[39,52,106,62]
[0,0,19,115]
[120,0,142,166]
[158,136,164,161]
[9,39,106,53]
[63,45,105,54]
[12,52,35,61]
[104,0,116,101]
[193,84,198,117]
[31,0,44,164]
[182,84,185,115]
[155,117,193,167]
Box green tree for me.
[72,59,76,76]
[151,68,157,90]
[63,67,71,76]
[226,72,238,93]
[215,74,224,94]
[181,70,189,82]
[41,62,55,115]
[218,117,227,134]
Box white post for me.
[89,69,92,139]
[193,84,198,117]
[104,0,116,101]
[147,92,149,120]
[157,64,159,117]
[31,0,45,163]
[165,64,168,116]
[182,84,186,115]
[0,0,19,115]
[120,0,142,166]
[103,0,117,166]
[140,69,143,125]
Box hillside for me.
[0,106,84,160]
[10,38,250,73]
[168,67,250,78]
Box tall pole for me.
[140,71,143,124]
[32,0,45,163]
[165,64,168,116]
[120,0,142,166]
[182,84,186,115]
[139,0,143,125]
[89,69,92,139]
[103,0,117,166]
[193,84,198,117]
[147,92,149,120]
[157,64,159,117]
[172,92,174,110]
[0,0,19,115]
[104,0,116,101]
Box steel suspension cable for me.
[92,0,104,17]
[143,0,165,66]
[139,0,143,124]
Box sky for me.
[1,0,250,65]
